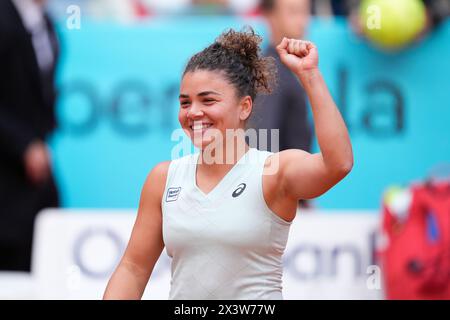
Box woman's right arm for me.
[103,161,170,299]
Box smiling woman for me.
[178,28,276,152]
[103,26,353,300]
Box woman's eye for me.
[203,99,215,105]
[180,101,190,107]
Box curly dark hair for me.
[183,26,277,101]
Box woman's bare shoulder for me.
[141,161,172,202]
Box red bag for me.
[379,181,450,299]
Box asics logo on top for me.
[232,183,246,198]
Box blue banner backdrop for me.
[50,17,450,210]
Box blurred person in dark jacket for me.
[246,0,313,208]
[0,0,60,271]
[248,0,312,153]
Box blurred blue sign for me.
[50,17,450,210]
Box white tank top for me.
[161,147,292,299]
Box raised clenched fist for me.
[276,37,319,77]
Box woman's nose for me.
[187,103,204,118]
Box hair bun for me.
[184,26,277,99]
[216,27,261,64]
[216,27,276,96]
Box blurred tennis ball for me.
[360,0,427,51]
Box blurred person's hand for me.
[276,37,319,78]
[24,140,51,185]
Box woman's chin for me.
[190,130,221,150]
[192,139,214,150]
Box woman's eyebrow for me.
[179,91,221,99]
[198,91,221,97]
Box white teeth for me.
[191,123,212,130]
